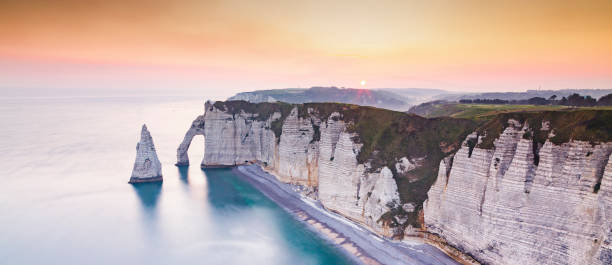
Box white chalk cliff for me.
[177,102,404,236]
[177,101,277,167]
[130,124,163,183]
[177,102,612,264]
[424,119,612,265]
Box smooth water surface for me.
[0,96,353,265]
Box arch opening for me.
[176,124,205,166]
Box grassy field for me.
[413,102,612,121]
[449,104,566,120]
[476,109,612,149]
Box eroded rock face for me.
[276,107,319,185]
[424,119,612,265]
[395,157,416,174]
[130,124,163,183]
[317,119,400,236]
[176,114,205,166]
[201,105,277,167]
[596,155,612,265]
[178,102,612,259]
[176,101,278,168]
[177,104,403,236]
[362,167,401,235]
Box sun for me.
[360,80,366,86]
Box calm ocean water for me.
[0,96,353,265]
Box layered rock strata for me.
[176,101,277,167]
[276,107,319,185]
[424,119,612,265]
[130,124,163,183]
[177,101,612,264]
[177,102,406,236]
[317,126,400,236]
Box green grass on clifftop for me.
[409,102,569,120]
[409,101,612,121]
[214,100,612,234]
[213,100,478,207]
[476,109,612,149]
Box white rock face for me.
[402,203,416,213]
[176,113,205,166]
[395,157,416,174]
[176,101,278,168]
[177,104,402,236]
[130,124,163,183]
[318,130,364,220]
[362,167,401,235]
[316,113,400,236]
[596,154,612,265]
[276,107,319,185]
[424,120,612,265]
[202,106,276,167]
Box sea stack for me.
[129,124,163,183]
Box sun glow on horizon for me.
[1,0,611,94]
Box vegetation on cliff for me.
[213,100,477,206]
[211,100,612,235]
[408,93,612,121]
[476,109,612,149]
[408,101,568,120]
[459,92,612,107]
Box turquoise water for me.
[0,97,353,265]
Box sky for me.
[1,0,611,99]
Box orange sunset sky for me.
[1,0,611,99]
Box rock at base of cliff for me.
[175,161,189,167]
[130,124,163,183]
[129,176,163,184]
[200,164,235,169]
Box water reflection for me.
[203,168,274,211]
[204,169,249,210]
[132,182,163,216]
[200,168,356,264]
[178,166,189,186]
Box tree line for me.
[459,93,612,107]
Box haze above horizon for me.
[1,0,611,100]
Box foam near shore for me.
[232,165,460,265]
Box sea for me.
[0,96,354,265]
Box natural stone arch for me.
[175,115,205,166]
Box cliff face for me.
[176,101,277,167]
[130,124,163,183]
[178,101,612,264]
[424,119,612,265]
[317,120,400,236]
[177,101,473,237]
[276,107,319,185]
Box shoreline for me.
[232,164,461,265]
